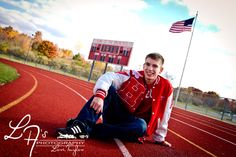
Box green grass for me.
[0,61,19,85]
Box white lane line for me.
[172,112,236,137]
[173,110,236,133]
[36,71,132,157]
[171,117,236,146]
[59,77,94,90]
[59,77,93,92]
[168,129,217,157]
[114,138,132,157]
[36,72,87,102]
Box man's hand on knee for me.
[90,97,104,114]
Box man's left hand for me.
[155,140,172,147]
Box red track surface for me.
[0,58,235,157]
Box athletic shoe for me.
[66,118,75,127]
[57,120,89,139]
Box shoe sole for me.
[57,132,89,139]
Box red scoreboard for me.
[88,39,133,66]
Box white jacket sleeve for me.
[93,71,130,95]
[153,92,173,142]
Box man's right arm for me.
[93,71,130,96]
[90,71,130,113]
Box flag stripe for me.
[169,18,194,33]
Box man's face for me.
[143,57,163,84]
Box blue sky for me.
[139,0,190,24]
[0,0,235,99]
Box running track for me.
[0,58,235,157]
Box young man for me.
[57,53,173,147]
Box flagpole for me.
[174,11,198,106]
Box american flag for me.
[169,17,195,33]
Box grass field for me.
[0,61,19,85]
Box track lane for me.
[172,113,236,142]
[172,110,236,135]
[169,116,235,157]
[1,58,236,157]
[173,108,236,130]
[0,62,35,107]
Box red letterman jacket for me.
[93,70,173,142]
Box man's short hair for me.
[145,53,164,65]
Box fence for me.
[174,89,236,123]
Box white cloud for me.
[180,0,236,54]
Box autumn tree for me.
[73,53,82,60]
[2,26,19,40]
[73,53,88,67]
[94,61,113,73]
[0,26,6,40]
[188,87,203,96]
[34,31,42,43]
[0,26,9,52]
[32,31,43,51]
[0,41,9,53]
[37,40,57,58]
[0,26,17,52]
[0,26,32,55]
[14,34,31,53]
[59,48,73,58]
[203,91,219,98]
[202,91,220,108]
[94,61,106,72]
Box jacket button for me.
[152,112,154,115]
[153,99,155,101]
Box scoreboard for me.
[88,39,133,66]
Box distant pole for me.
[88,60,95,81]
[221,98,229,120]
[120,65,123,71]
[103,63,108,74]
[24,34,34,63]
[174,11,198,106]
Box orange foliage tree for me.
[59,48,73,58]
[37,40,57,58]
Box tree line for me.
[0,25,113,80]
